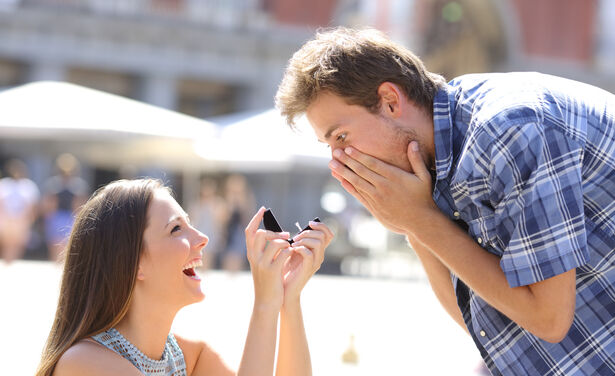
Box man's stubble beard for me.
[387,117,420,173]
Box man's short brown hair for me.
[275,27,446,127]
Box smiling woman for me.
[35,178,334,376]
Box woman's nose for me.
[194,230,209,250]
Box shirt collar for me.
[432,83,457,181]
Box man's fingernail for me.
[329,160,340,169]
[333,149,343,158]
[411,141,419,152]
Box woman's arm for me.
[275,221,333,376]
[175,335,234,376]
[188,209,332,376]
[276,300,309,375]
[238,207,293,376]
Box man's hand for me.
[328,141,438,235]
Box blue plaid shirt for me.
[432,72,615,375]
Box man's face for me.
[306,91,434,174]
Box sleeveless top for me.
[91,328,187,375]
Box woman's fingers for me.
[260,238,291,266]
[245,206,266,251]
[285,246,316,276]
[248,230,289,263]
[272,247,292,270]
[246,206,291,263]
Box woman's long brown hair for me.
[36,179,164,376]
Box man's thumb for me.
[407,141,430,181]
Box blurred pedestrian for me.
[0,158,40,263]
[36,178,332,376]
[41,153,89,261]
[276,27,615,375]
[188,177,227,271]
[219,174,255,272]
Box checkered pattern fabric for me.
[432,72,615,375]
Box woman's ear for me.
[137,265,146,281]
[377,82,403,119]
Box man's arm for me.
[410,208,576,343]
[330,143,577,343]
[407,234,468,333]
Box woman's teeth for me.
[183,259,203,271]
[182,259,203,279]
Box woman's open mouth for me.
[182,258,203,281]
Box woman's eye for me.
[171,225,181,234]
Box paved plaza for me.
[0,260,485,375]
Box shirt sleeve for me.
[489,122,588,288]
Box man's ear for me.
[377,82,403,119]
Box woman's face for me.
[138,189,209,308]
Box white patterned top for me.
[92,328,186,375]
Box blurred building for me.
[0,0,342,118]
[339,0,615,92]
[2,0,613,116]
[1,0,614,274]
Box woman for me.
[36,178,333,375]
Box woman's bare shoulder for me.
[53,339,142,376]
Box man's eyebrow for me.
[322,124,340,142]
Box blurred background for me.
[0,0,613,374]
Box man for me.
[275,27,615,375]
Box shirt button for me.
[479,330,486,337]
[477,237,483,244]
[453,211,460,217]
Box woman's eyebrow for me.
[164,215,184,229]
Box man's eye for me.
[171,225,181,233]
[336,133,347,143]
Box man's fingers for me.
[332,148,384,185]
[334,172,360,196]
[407,141,431,183]
[341,147,398,179]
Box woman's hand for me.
[245,207,293,311]
[282,221,334,305]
